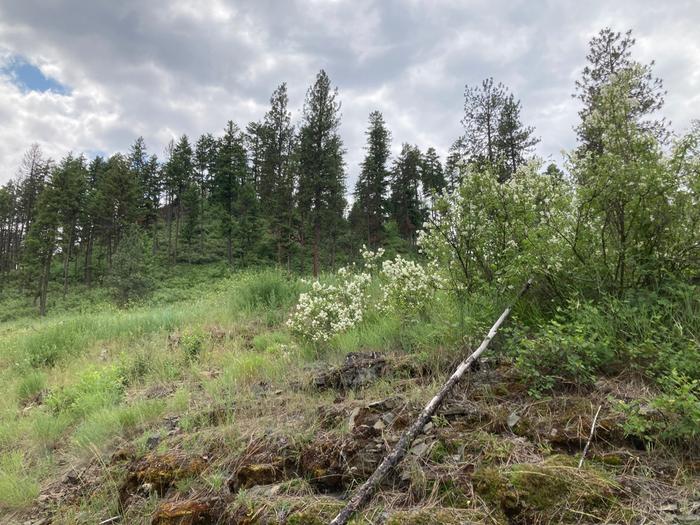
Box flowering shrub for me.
[417,162,572,294]
[360,244,385,272]
[380,255,443,317]
[286,267,372,344]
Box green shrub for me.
[619,370,700,448]
[46,366,125,416]
[180,329,205,360]
[610,285,700,381]
[510,301,614,396]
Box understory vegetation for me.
[1,27,699,525]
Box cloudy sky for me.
[1,0,699,187]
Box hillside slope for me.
[1,268,698,525]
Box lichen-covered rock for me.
[119,451,208,505]
[313,352,388,390]
[231,463,286,491]
[473,456,619,522]
[151,497,224,525]
[286,499,345,525]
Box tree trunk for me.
[167,194,173,260]
[312,218,320,277]
[39,254,53,317]
[174,202,180,263]
[84,230,93,286]
[329,279,533,525]
[152,219,158,255]
[63,229,73,297]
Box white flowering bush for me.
[286,267,372,345]
[360,244,385,272]
[417,161,572,294]
[379,255,443,317]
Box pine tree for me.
[81,156,106,285]
[260,83,296,265]
[0,180,20,274]
[390,144,424,244]
[22,185,59,316]
[421,147,445,203]
[457,78,507,169]
[164,136,194,261]
[93,154,140,270]
[297,70,346,276]
[495,94,539,181]
[575,28,666,156]
[456,79,537,181]
[194,133,217,252]
[211,121,248,265]
[246,121,267,196]
[129,137,161,253]
[353,111,391,248]
[51,154,88,295]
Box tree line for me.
[2,28,678,316]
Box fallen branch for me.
[578,404,602,469]
[329,278,533,525]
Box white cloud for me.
[0,0,699,186]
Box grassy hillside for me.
[1,264,698,524]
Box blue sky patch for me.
[1,55,70,95]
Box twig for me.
[99,517,121,525]
[329,278,533,525]
[578,404,602,469]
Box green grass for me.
[2,261,696,521]
[0,451,41,509]
[0,264,309,515]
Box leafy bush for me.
[418,164,571,295]
[619,370,700,448]
[608,284,700,381]
[510,301,614,395]
[234,270,299,311]
[46,366,125,416]
[180,329,205,360]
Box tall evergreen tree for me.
[194,133,217,252]
[457,78,507,168]
[245,121,267,196]
[80,156,106,285]
[260,83,296,265]
[575,28,666,156]
[163,136,194,261]
[51,154,88,295]
[211,121,248,265]
[129,137,161,253]
[297,70,346,276]
[456,79,537,181]
[22,184,59,316]
[421,147,445,202]
[390,144,424,244]
[353,111,391,248]
[93,154,140,270]
[495,94,539,181]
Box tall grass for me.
[0,451,40,509]
[1,304,193,369]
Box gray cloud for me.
[0,0,699,186]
